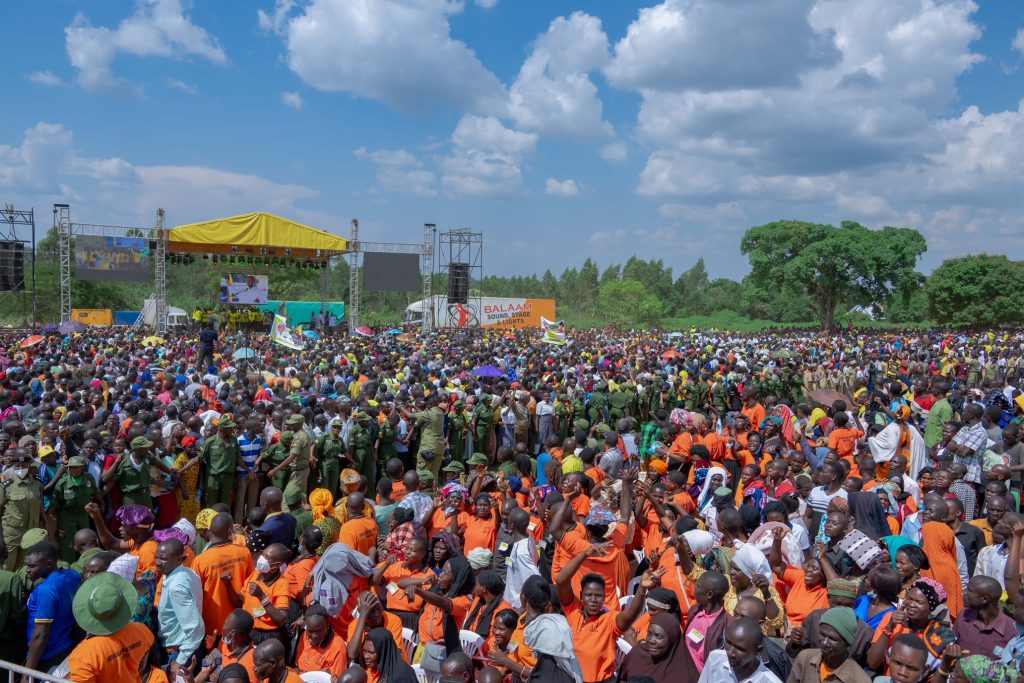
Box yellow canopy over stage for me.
[168,212,348,258]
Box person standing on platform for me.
[400,396,447,480]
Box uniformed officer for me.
[201,419,240,507]
[447,400,469,464]
[103,436,172,509]
[315,421,346,496]
[262,431,292,491]
[471,394,494,460]
[52,455,100,562]
[0,451,45,571]
[278,414,311,505]
[348,412,376,494]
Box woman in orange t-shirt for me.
[410,553,476,653]
[462,494,498,554]
[295,604,349,677]
[371,537,431,629]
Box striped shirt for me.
[237,433,262,473]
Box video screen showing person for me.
[220,273,269,305]
[75,236,150,282]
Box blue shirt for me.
[27,568,81,660]
[536,451,552,485]
[237,433,263,473]
[158,564,205,664]
[260,512,297,547]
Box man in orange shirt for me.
[295,603,348,677]
[346,592,407,663]
[828,413,865,470]
[68,573,155,683]
[285,527,322,605]
[192,512,255,638]
[241,543,291,638]
[741,387,767,433]
[253,638,304,683]
[556,544,656,683]
[219,609,257,683]
[337,492,379,556]
[85,502,158,579]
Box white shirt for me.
[535,400,554,417]
[975,543,1009,589]
[503,537,540,610]
[699,650,782,683]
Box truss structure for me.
[436,228,483,329]
[0,203,37,326]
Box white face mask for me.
[255,555,271,573]
[14,468,28,480]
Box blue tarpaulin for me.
[114,310,140,326]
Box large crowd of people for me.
[0,322,1023,683]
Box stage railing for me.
[0,660,71,683]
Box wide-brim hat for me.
[130,436,153,450]
[73,573,137,636]
[286,414,305,425]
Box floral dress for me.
[174,450,200,524]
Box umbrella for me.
[667,332,684,338]
[397,333,415,342]
[232,347,257,360]
[21,335,44,348]
[141,336,166,348]
[808,389,854,407]
[42,324,58,331]
[472,365,503,377]
[661,349,682,360]
[302,330,321,339]
[771,349,795,359]
[58,321,87,334]
[354,326,373,337]
[386,328,402,335]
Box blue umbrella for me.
[232,347,257,360]
[386,328,402,335]
[303,330,321,339]
[472,364,503,378]
[58,321,87,334]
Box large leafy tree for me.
[926,255,1024,326]
[598,279,663,327]
[741,220,926,328]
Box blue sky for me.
[2,0,1024,281]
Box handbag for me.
[419,642,447,674]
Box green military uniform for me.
[0,469,43,571]
[608,390,628,422]
[473,397,493,458]
[447,403,468,463]
[52,456,99,562]
[378,419,397,463]
[349,414,376,494]
[554,398,571,441]
[111,440,159,509]
[587,387,607,425]
[691,380,710,412]
[416,406,447,480]
[283,416,312,504]
[0,565,27,662]
[263,432,291,490]
[711,381,728,414]
[201,424,241,507]
[623,384,637,419]
[315,428,346,496]
[70,546,104,576]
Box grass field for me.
[560,309,932,332]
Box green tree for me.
[741,220,927,328]
[925,255,1024,326]
[599,264,621,285]
[598,279,663,327]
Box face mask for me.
[255,555,271,573]
[14,468,28,480]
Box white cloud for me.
[507,12,613,140]
[27,71,63,87]
[165,77,197,94]
[606,0,839,91]
[1014,28,1024,56]
[545,178,580,197]
[281,91,304,110]
[441,115,537,197]
[65,0,227,96]
[278,0,505,113]
[0,122,323,230]
[257,0,296,34]
[475,0,498,7]
[600,141,628,163]
[589,228,627,244]
[354,147,437,197]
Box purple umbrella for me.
[472,364,503,377]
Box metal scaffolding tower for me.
[348,219,361,333]
[154,208,168,335]
[437,228,483,329]
[0,203,37,327]
[422,223,435,334]
[55,204,71,324]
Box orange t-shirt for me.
[780,566,829,628]
[284,555,319,602]
[128,537,159,579]
[295,631,349,677]
[241,571,291,631]
[704,432,728,461]
[570,494,591,519]
[672,491,696,514]
[192,541,256,635]
[554,524,629,611]
[419,595,472,644]
[347,610,407,662]
[565,602,623,683]
[338,517,379,556]
[527,515,545,542]
[69,622,155,683]
[390,480,407,503]
[219,642,257,683]
[428,508,459,540]
[585,466,607,487]
[463,514,498,553]
[828,428,864,459]
[742,403,767,432]
[382,563,431,612]
[655,548,696,617]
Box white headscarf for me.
[524,614,583,683]
[733,544,773,584]
[172,518,197,547]
[107,553,139,581]
[682,529,715,556]
[697,466,728,513]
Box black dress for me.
[528,653,577,683]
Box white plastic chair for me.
[627,575,642,596]
[402,627,419,663]
[411,664,432,683]
[615,637,633,669]
[619,595,633,610]
[633,548,646,565]
[459,629,485,657]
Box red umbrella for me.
[21,335,44,348]
[661,349,682,360]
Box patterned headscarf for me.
[584,505,618,527]
[912,577,948,611]
[309,488,336,523]
[958,655,1018,683]
[441,482,469,503]
[195,508,217,531]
